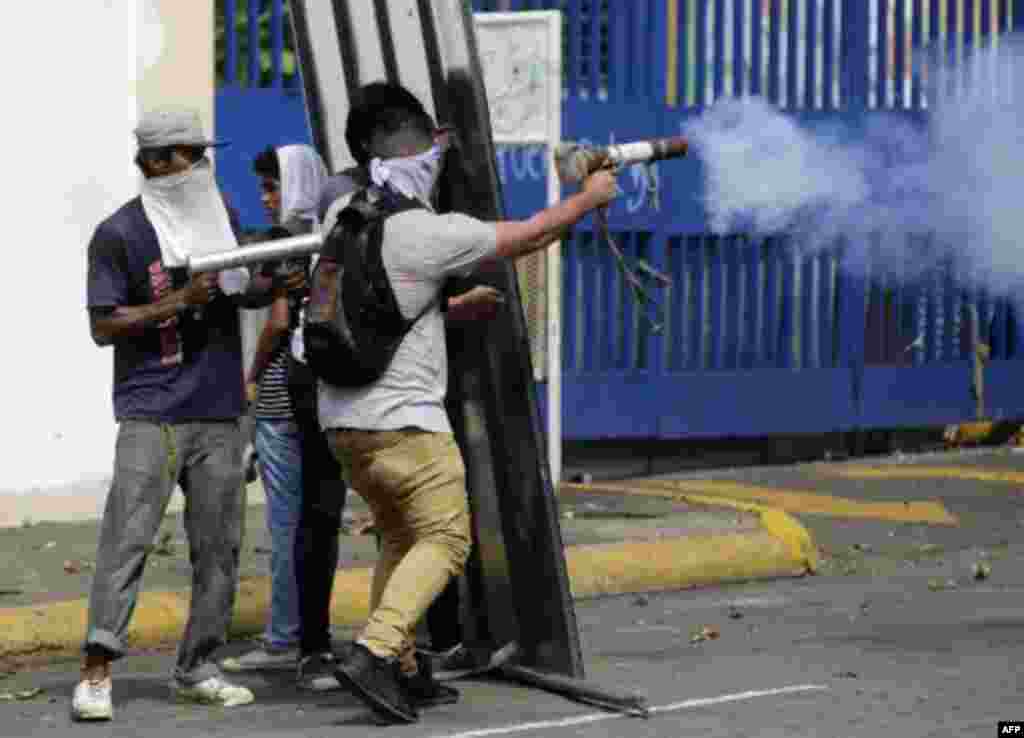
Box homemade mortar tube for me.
[187,232,323,273]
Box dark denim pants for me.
[84,420,244,684]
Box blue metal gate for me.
[215,0,1024,440]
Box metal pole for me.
[186,232,323,273]
[546,12,563,488]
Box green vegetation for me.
[215,0,298,87]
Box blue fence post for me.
[841,1,871,109]
[223,0,238,86]
[247,0,261,87]
[270,0,284,88]
[837,239,869,433]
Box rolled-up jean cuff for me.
[83,629,124,660]
[173,660,223,686]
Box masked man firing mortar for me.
[315,82,620,725]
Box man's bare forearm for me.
[493,191,600,262]
[90,291,191,346]
[247,294,290,383]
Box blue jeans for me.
[254,418,303,649]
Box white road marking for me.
[431,684,828,738]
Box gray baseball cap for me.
[134,107,229,150]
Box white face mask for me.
[369,144,445,205]
[140,157,239,270]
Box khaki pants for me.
[327,429,471,663]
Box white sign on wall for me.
[475,11,564,483]
[476,11,560,144]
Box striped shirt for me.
[253,343,293,419]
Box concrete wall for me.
[0,1,215,526]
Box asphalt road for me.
[3,545,1020,737]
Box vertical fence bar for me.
[981,0,992,43]
[946,0,958,101]
[734,0,747,97]
[806,0,819,107]
[819,251,836,368]
[965,0,976,96]
[822,0,835,108]
[744,237,760,369]
[589,0,602,99]
[270,0,284,87]
[645,234,666,380]
[609,1,628,99]
[581,235,598,371]
[695,0,708,106]
[751,0,764,97]
[778,239,795,368]
[247,0,262,87]
[801,249,816,368]
[769,0,782,104]
[877,0,890,108]
[566,0,582,97]
[651,0,670,103]
[928,0,941,107]
[224,0,238,86]
[677,0,690,106]
[787,0,800,106]
[762,239,778,367]
[924,269,939,362]
[600,237,616,369]
[709,238,724,370]
[690,237,705,369]
[725,236,741,369]
[563,237,578,372]
[942,264,957,360]
[894,0,907,107]
[629,1,642,98]
[992,299,1007,359]
[713,0,727,101]
[911,0,925,107]
[842,0,870,109]
[665,239,682,369]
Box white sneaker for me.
[71,677,113,721]
[221,646,299,672]
[171,676,255,707]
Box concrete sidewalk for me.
[0,482,814,665]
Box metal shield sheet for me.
[289,0,582,677]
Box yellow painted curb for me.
[0,521,812,661]
[944,421,997,445]
[563,482,820,573]
[566,478,958,526]
[565,530,807,599]
[816,464,1024,488]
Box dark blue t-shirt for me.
[86,197,245,422]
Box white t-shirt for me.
[317,208,499,433]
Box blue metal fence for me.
[215,0,1024,440]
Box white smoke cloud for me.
[684,34,1024,297]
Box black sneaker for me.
[401,652,460,708]
[296,651,340,692]
[334,643,418,724]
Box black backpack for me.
[303,187,430,387]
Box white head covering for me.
[369,144,444,206]
[140,158,239,269]
[277,144,329,225]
